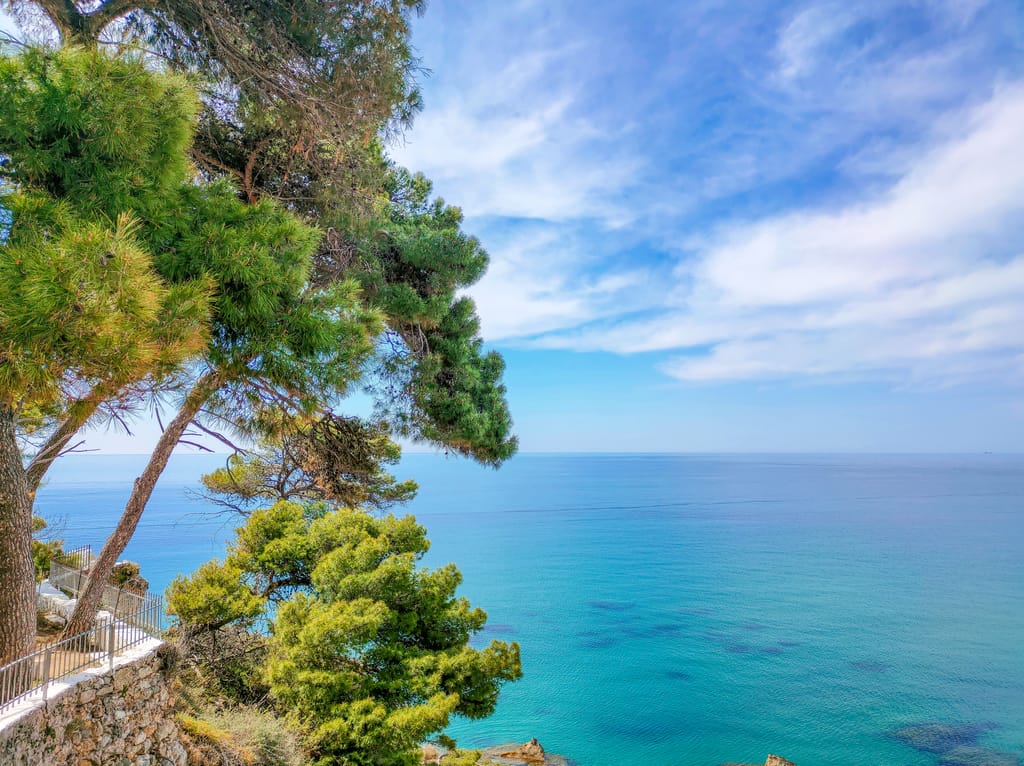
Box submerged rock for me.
[939,746,1021,766]
[888,722,995,754]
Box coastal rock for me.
[483,739,571,766]
[520,739,545,758]
[497,739,546,764]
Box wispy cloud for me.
[396,0,1024,390]
[393,32,639,224]
[534,83,1024,385]
[463,221,655,340]
[773,3,858,82]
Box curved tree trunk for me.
[61,372,221,639]
[0,407,37,665]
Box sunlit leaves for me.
[167,501,522,765]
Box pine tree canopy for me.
[0,47,210,410]
[167,501,522,766]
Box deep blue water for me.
[34,453,1024,766]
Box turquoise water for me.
[35,453,1024,765]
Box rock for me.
[492,738,551,765]
[766,757,797,766]
[522,739,545,758]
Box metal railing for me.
[0,546,165,714]
[49,551,163,636]
[0,603,157,713]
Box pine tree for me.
[0,48,210,662]
[167,501,522,766]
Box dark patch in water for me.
[759,646,784,655]
[940,746,1021,766]
[678,607,714,616]
[578,636,618,649]
[702,630,729,643]
[741,622,767,631]
[888,722,998,754]
[483,623,516,635]
[849,659,890,673]
[664,670,691,681]
[586,600,634,612]
[724,643,752,654]
[777,640,801,647]
[651,622,684,634]
[602,715,679,744]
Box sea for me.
[33,453,1024,766]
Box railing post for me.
[108,622,115,671]
[41,647,51,702]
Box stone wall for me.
[0,640,186,766]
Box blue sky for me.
[388,0,1024,452]
[3,1,1024,452]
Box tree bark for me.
[0,407,37,666]
[61,372,222,638]
[35,0,157,44]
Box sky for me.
[4,1,1024,452]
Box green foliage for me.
[178,713,236,747]
[343,168,517,465]
[175,623,271,705]
[168,501,521,766]
[143,177,382,431]
[168,560,266,633]
[0,47,211,411]
[109,561,149,593]
[200,416,417,513]
[109,561,140,586]
[31,516,63,582]
[0,197,196,409]
[440,750,500,766]
[0,46,198,216]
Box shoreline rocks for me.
[482,739,572,766]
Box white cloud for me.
[464,225,652,341]
[391,46,639,224]
[774,4,857,82]
[532,83,1024,386]
[393,0,1024,388]
[694,82,1024,307]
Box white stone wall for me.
[0,641,186,766]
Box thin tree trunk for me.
[0,407,37,665]
[61,372,222,638]
[25,394,103,497]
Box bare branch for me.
[188,420,249,453]
[178,439,214,453]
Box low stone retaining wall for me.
[0,639,186,766]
